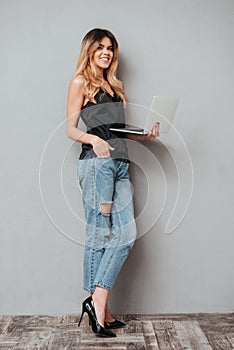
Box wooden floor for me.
[0,313,233,349]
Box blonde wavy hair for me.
[74,28,126,106]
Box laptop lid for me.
[145,96,180,133]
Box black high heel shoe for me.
[104,319,126,329]
[78,296,116,338]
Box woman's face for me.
[92,36,114,70]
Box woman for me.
[66,28,160,338]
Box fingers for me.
[96,149,110,158]
[156,122,160,138]
[154,122,160,131]
[151,122,159,133]
[144,122,160,140]
[153,122,160,138]
[98,144,114,158]
[93,140,114,158]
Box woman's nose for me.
[102,47,109,55]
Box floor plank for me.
[152,320,182,350]
[142,321,160,350]
[174,320,213,350]
[207,334,234,350]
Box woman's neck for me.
[96,66,104,80]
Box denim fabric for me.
[77,157,136,292]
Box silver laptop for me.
[110,96,179,135]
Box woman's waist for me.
[81,137,128,152]
[80,139,129,161]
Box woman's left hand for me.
[139,122,160,141]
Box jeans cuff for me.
[93,282,112,291]
[83,286,95,293]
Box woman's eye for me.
[96,45,113,51]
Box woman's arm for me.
[66,76,95,144]
[66,76,114,158]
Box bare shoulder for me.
[69,75,86,91]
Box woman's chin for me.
[96,62,111,70]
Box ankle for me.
[92,292,106,308]
[92,293,101,306]
[92,297,105,327]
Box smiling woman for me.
[66,28,159,339]
[66,29,133,338]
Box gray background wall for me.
[1,0,233,315]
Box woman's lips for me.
[100,57,109,61]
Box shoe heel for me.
[78,305,85,327]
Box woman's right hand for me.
[91,136,114,158]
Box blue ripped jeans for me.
[77,157,137,292]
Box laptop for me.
[109,96,179,135]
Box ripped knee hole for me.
[99,202,112,216]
